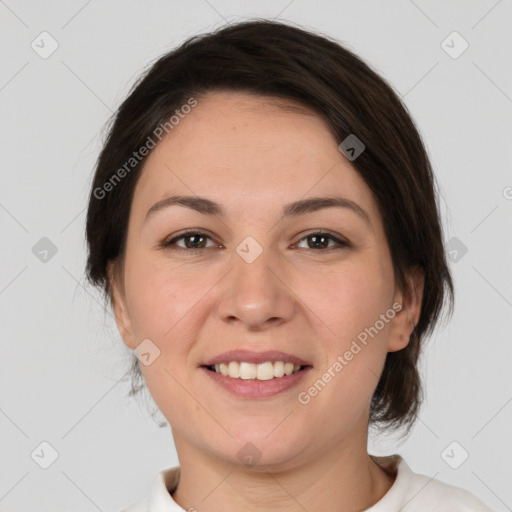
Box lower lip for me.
[200,367,312,399]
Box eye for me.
[160,230,350,253]
[295,231,350,250]
[161,230,217,251]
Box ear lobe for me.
[387,266,424,353]
[107,260,137,350]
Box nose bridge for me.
[218,235,294,328]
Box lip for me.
[201,349,312,366]
[201,365,313,399]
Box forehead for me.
[132,91,378,221]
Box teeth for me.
[240,362,257,380]
[210,360,304,380]
[284,362,294,376]
[257,362,274,380]
[228,361,240,378]
[273,361,285,378]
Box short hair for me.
[85,19,454,436]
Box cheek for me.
[296,260,391,341]
[124,252,208,342]
[295,262,392,405]
[124,255,213,422]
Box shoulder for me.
[405,470,493,511]
[118,466,182,512]
[370,454,494,511]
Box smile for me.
[206,361,304,380]
[201,363,312,399]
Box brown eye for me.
[162,231,215,250]
[296,232,349,250]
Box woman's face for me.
[110,91,418,469]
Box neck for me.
[171,427,395,511]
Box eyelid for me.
[161,229,351,251]
[162,229,220,249]
[294,230,350,249]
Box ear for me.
[387,266,424,352]
[107,260,137,350]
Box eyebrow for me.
[144,194,371,226]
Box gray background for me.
[1,1,511,510]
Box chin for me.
[214,431,308,470]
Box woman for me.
[85,19,493,511]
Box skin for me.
[109,91,423,511]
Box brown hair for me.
[85,19,454,436]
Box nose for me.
[216,244,296,331]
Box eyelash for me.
[160,230,350,253]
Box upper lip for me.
[201,349,312,367]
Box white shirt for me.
[121,454,493,511]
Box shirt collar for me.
[148,465,183,511]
